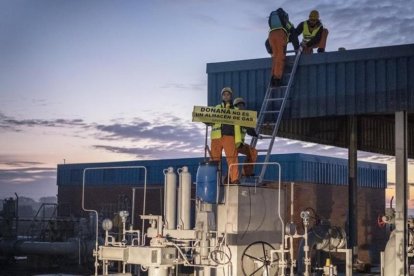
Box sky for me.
[0,0,413,201]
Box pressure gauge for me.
[102,218,113,231]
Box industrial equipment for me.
[380,200,414,276]
[83,163,351,276]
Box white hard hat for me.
[221,87,233,96]
[233,97,245,106]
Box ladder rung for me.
[270,86,287,90]
[256,149,270,152]
[263,110,280,114]
[265,97,285,102]
[258,135,273,139]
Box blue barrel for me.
[196,162,219,204]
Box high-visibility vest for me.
[303,21,321,43]
[211,104,242,146]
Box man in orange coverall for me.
[210,87,241,184]
[233,97,258,177]
[267,8,299,87]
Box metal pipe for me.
[82,168,99,276]
[0,240,79,256]
[289,235,294,276]
[14,193,19,238]
[289,182,295,276]
[290,182,294,222]
[304,223,310,276]
[348,115,358,261]
[395,111,408,275]
[141,167,148,246]
[82,165,147,276]
[78,237,81,265]
[131,188,136,227]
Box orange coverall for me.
[211,135,239,183]
[268,29,288,80]
[237,144,257,176]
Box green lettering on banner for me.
[192,106,257,128]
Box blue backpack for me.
[268,8,289,30]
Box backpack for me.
[276,8,289,25]
[268,8,289,29]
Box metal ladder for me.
[250,47,303,183]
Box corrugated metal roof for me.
[207,44,414,117]
[206,43,414,158]
[263,154,386,189]
[57,153,387,189]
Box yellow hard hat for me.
[309,10,319,20]
[233,97,245,106]
[221,87,233,96]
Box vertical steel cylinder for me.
[148,267,169,276]
[178,166,191,230]
[163,167,177,230]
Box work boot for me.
[271,77,281,87]
[317,48,325,53]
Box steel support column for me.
[348,116,358,261]
[395,111,408,275]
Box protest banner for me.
[192,106,257,128]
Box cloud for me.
[160,82,205,91]
[0,166,57,200]
[0,110,206,159]
[93,143,204,159]
[0,160,44,168]
[92,115,206,158]
[93,115,205,144]
[0,112,86,132]
[191,13,220,26]
[314,0,414,49]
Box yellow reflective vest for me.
[211,103,242,146]
[269,21,294,35]
[303,21,321,43]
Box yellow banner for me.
[192,106,257,128]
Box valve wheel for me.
[241,241,278,276]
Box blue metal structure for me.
[206,44,414,157]
[57,153,386,189]
[207,43,414,117]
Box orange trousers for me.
[211,136,239,183]
[303,28,329,54]
[238,144,257,176]
[268,29,287,80]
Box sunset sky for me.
[0,0,413,202]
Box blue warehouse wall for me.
[207,44,414,118]
[57,153,387,189]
